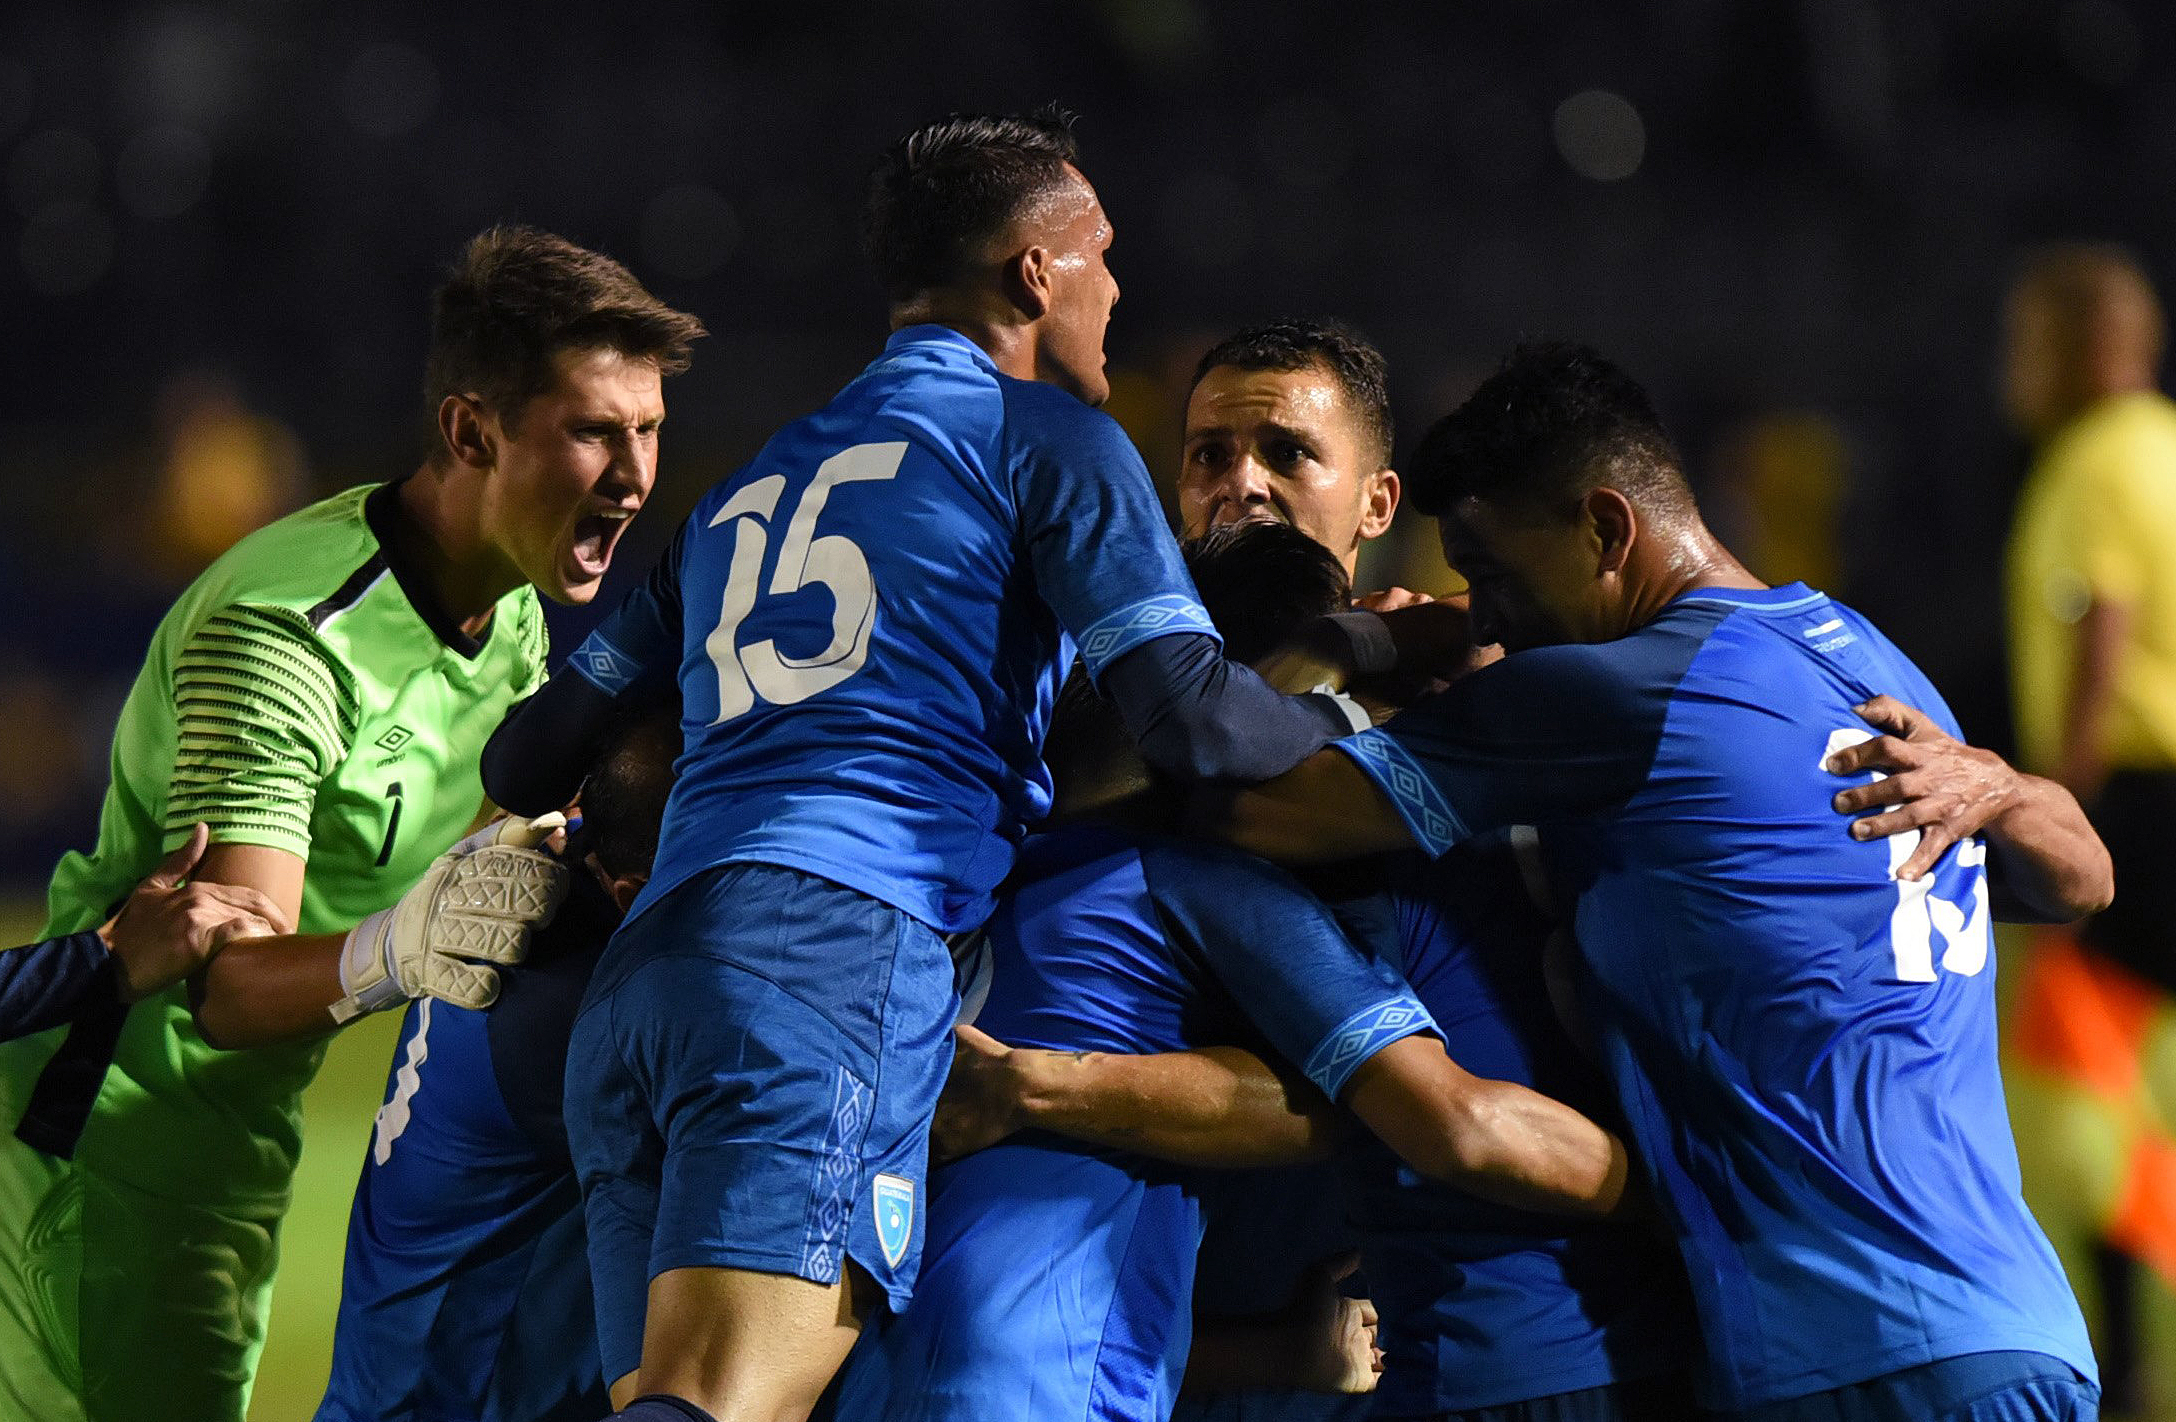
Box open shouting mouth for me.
[571,507,636,579]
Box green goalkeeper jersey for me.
[12,481,546,1209]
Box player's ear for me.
[582,852,647,915]
[1586,486,1637,576]
[606,871,647,915]
[438,393,495,472]
[1360,467,1400,541]
[1005,244,1053,320]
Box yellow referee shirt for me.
[2008,390,2176,774]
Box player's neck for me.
[1628,524,1765,626]
[393,466,520,637]
[933,318,1037,383]
[890,295,1040,384]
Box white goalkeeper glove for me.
[330,813,570,1023]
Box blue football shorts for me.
[564,862,957,1382]
[1400,1371,1695,1422]
[829,1137,1202,1422]
[1725,1351,2097,1422]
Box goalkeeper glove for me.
[330,813,569,1023]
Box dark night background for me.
[1,0,2170,877]
[4,5,2174,1413]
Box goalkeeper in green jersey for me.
[0,225,704,1422]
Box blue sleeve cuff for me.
[569,629,643,696]
[0,931,116,1046]
[1303,993,1439,1101]
[1333,729,1467,856]
[1076,595,1218,683]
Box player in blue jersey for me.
[1168,318,1406,1422]
[832,520,1642,1422]
[482,113,1457,1422]
[1349,845,1697,1420]
[1201,343,2112,1420]
[959,322,1694,1421]
[315,708,676,1422]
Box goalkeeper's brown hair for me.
[423,225,704,453]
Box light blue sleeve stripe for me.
[1074,594,1218,681]
[1332,729,1467,856]
[1302,993,1440,1101]
[568,629,641,696]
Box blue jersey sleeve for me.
[1138,839,1437,1101]
[1335,632,1685,856]
[481,518,688,815]
[1006,392,1217,681]
[0,933,112,1044]
[567,514,688,697]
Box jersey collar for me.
[1667,581,1826,613]
[883,323,999,371]
[365,481,490,659]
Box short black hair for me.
[863,107,1082,303]
[425,225,703,446]
[1183,520,1352,663]
[1407,342,1690,522]
[1191,319,1394,470]
[574,705,678,880]
[1048,521,1350,761]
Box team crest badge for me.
[872,1173,915,1269]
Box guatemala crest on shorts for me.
[872,1173,915,1268]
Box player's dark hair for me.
[424,225,705,449]
[1407,342,1692,524]
[576,704,678,880]
[1046,521,1350,788]
[863,107,1082,303]
[1192,319,1394,471]
[1183,520,1353,663]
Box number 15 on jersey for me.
[703,441,906,723]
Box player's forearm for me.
[1348,1042,1636,1219]
[1105,634,1359,784]
[481,672,617,816]
[1011,1045,1340,1168]
[1985,774,2114,923]
[1442,1076,1636,1218]
[188,933,347,1049]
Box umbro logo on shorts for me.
[375,725,415,753]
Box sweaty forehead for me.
[1186,364,1352,439]
[1019,164,1106,246]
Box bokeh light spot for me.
[1553,89,1645,182]
[642,184,740,280]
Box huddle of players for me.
[0,104,2117,1422]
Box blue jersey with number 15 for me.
[568,325,1216,933]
